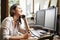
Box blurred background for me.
[1,0,60,40]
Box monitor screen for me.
[44,8,57,31]
[34,10,45,27]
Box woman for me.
[1,4,30,40]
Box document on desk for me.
[36,30,47,34]
[30,29,47,37]
[30,30,44,38]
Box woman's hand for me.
[22,32,31,39]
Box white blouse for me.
[1,16,26,40]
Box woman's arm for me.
[9,33,28,40]
[9,36,23,40]
[18,18,30,33]
[22,18,30,32]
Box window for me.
[8,0,19,16]
[19,0,33,18]
[8,0,33,18]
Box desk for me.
[38,34,54,40]
[29,27,54,40]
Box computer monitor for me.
[31,8,57,31]
[44,8,57,31]
[34,10,45,27]
[34,8,57,31]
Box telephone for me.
[20,15,25,18]
[18,15,25,23]
[18,15,29,31]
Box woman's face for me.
[14,5,23,16]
